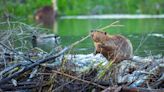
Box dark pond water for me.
[56,18,164,56]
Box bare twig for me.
[0,21,125,88]
[0,32,91,85]
[98,21,124,31]
[151,74,164,88]
[52,70,106,89]
[0,42,34,63]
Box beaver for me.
[91,30,133,63]
[35,0,58,27]
[35,6,57,27]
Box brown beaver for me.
[35,6,57,27]
[91,30,133,63]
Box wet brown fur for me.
[91,31,133,63]
[35,6,57,27]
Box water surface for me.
[57,18,164,56]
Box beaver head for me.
[91,30,109,42]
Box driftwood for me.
[0,30,90,85]
[0,47,66,85]
[0,21,163,91]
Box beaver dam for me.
[0,22,163,92]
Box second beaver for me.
[35,6,57,27]
[91,30,133,63]
[35,0,58,27]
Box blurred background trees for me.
[0,0,164,17]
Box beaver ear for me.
[104,32,107,35]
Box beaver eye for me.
[104,32,107,35]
